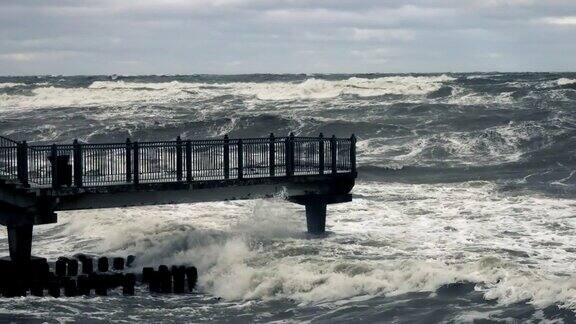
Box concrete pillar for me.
[305,202,327,234]
[7,224,33,262]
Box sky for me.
[1,0,575,75]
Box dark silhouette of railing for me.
[0,133,357,189]
[0,135,19,182]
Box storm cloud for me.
[1,0,575,75]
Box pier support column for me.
[288,194,352,235]
[0,200,57,263]
[305,202,327,234]
[7,224,33,262]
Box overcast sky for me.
[1,0,575,75]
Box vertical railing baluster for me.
[331,135,337,175]
[73,139,83,187]
[238,139,243,180]
[269,133,275,177]
[350,134,356,174]
[133,141,139,185]
[186,140,192,182]
[176,136,183,182]
[126,138,132,183]
[319,133,324,175]
[223,135,230,180]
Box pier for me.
[0,133,356,264]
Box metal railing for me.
[0,135,19,181]
[0,133,357,189]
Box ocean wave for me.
[91,75,456,100]
[0,85,195,110]
[0,75,456,110]
[0,82,24,88]
[444,88,515,106]
[357,121,549,168]
[31,181,576,309]
[557,78,576,86]
[466,74,504,80]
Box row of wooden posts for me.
[0,255,198,298]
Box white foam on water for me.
[0,86,195,110]
[444,88,515,106]
[557,78,576,86]
[31,181,576,309]
[0,82,23,88]
[0,75,455,110]
[357,120,548,168]
[466,74,504,80]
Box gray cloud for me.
[0,0,575,75]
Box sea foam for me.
[31,181,576,309]
[0,82,23,88]
[557,78,576,86]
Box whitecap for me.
[557,78,576,86]
[0,75,456,111]
[0,82,24,88]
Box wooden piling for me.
[186,266,198,292]
[55,259,67,277]
[81,257,93,274]
[123,273,136,296]
[97,257,109,272]
[172,265,185,294]
[158,265,172,293]
[67,258,79,277]
[77,275,91,296]
[112,257,124,271]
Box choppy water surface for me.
[0,73,575,323]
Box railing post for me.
[73,139,83,187]
[237,139,243,180]
[17,141,28,187]
[133,141,139,185]
[286,133,294,177]
[318,133,324,175]
[126,138,132,183]
[51,144,59,189]
[176,136,183,182]
[186,140,192,183]
[350,134,357,174]
[330,135,337,175]
[269,133,275,177]
[284,135,290,176]
[223,135,230,179]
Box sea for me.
[0,73,575,323]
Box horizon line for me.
[1,71,576,78]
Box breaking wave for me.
[557,78,576,86]
[33,182,576,309]
[0,82,23,88]
[0,75,456,110]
